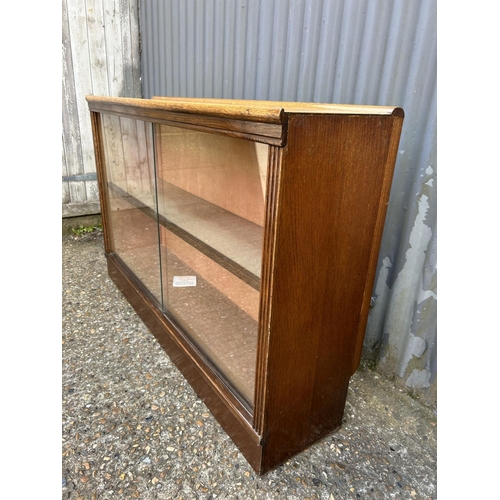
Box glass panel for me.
[156,124,269,405]
[100,115,162,304]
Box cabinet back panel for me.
[156,125,268,226]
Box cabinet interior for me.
[101,115,269,405]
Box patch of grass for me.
[407,388,422,402]
[71,223,103,236]
[364,359,377,371]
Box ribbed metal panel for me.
[139,0,437,405]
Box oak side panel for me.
[259,114,399,473]
[351,114,404,374]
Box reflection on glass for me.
[101,115,162,304]
[156,125,269,405]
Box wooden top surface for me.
[86,95,403,123]
[153,96,404,117]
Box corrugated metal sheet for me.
[137,0,437,405]
[62,0,142,217]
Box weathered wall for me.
[139,0,437,406]
[62,0,142,217]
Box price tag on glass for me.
[172,276,197,287]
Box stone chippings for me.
[62,232,437,500]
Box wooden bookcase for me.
[86,96,404,475]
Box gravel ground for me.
[62,231,437,500]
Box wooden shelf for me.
[162,248,258,404]
[108,180,263,290]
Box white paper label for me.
[172,276,197,287]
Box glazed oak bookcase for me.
[86,95,404,475]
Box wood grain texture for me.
[258,114,401,473]
[63,0,141,214]
[87,96,286,123]
[152,96,403,117]
[88,99,403,475]
[62,2,83,176]
[86,96,286,145]
[254,146,282,437]
[351,113,404,374]
[65,0,101,206]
